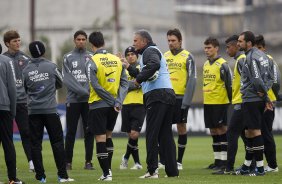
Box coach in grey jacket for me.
[62,30,95,170]
[0,43,25,184]
[23,41,74,183]
[236,31,273,176]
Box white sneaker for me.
[58,177,74,182]
[139,171,159,179]
[120,155,128,169]
[158,162,165,169]
[264,165,279,172]
[29,160,35,172]
[177,162,183,170]
[131,163,143,170]
[98,174,112,181]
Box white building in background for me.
[0,0,178,61]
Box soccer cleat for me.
[29,160,35,172]
[248,171,265,176]
[212,168,234,175]
[9,178,25,184]
[98,174,112,181]
[233,168,250,175]
[206,163,216,169]
[264,166,279,172]
[58,177,74,182]
[66,163,72,170]
[158,162,165,169]
[39,178,46,183]
[139,171,159,179]
[109,169,112,177]
[84,162,95,170]
[177,162,183,170]
[120,155,128,169]
[130,163,143,170]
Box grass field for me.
[0,136,281,183]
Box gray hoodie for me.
[3,51,30,103]
[23,58,63,114]
[62,48,93,103]
[241,47,273,103]
[0,55,17,117]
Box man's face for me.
[167,35,181,50]
[204,44,218,59]
[126,52,137,64]
[133,34,146,51]
[74,34,87,49]
[6,38,21,52]
[237,35,247,52]
[226,42,238,57]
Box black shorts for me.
[121,104,145,133]
[171,98,189,124]
[88,107,118,135]
[242,101,265,129]
[204,104,228,128]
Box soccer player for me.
[235,31,273,176]
[87,31,128,181]
[63,30,95,170]
[254,35,280,172]
[213,35,246,174]
[163,28,196,170]
[0,43,25,184]
[23,41,74,182]
[3,30,34,172]
[203,37,232,170]
[119,46,145,170]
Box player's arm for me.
[115,67,129,110]
[220,62,232,102]
[7,60,17,117]
[182,54,197,109]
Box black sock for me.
[177,134,187,163]
[124,138,132,160]
[106,138,114,170]
[212,135,221,166]
[219,133,227,167]
[96,142,109,176]
[242,138,253,171]
[130,138,140,164]
[253,135,264,173]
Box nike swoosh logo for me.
[169,71,177,74]
[203,82,211,87]
[105,71,116,77]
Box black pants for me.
[65,102,94,163]
[29,113,68,180]
[262,109,277,168]
[226,107,246,170]
[0,110,17,180]
[15,103,32,162]
[145,102,178,176]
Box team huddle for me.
[0,28,279,183]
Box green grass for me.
[1,136,281,183]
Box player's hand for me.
[257,92,264,97]
[114,106,121,112]
[265,101,274,112]
[117,52,129,69]
[133,79,140,87]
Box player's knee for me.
[129,131,139,140]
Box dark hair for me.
[167,28,182,42]
[225,35,239,44]
[255,34,265,47]
[0,43,2,54]
[135,29,153,44]
[204,37,219,47]
[74,30,87,39]
[240,31,255,46]
[3,30,20,45]
[89,31,105,48]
